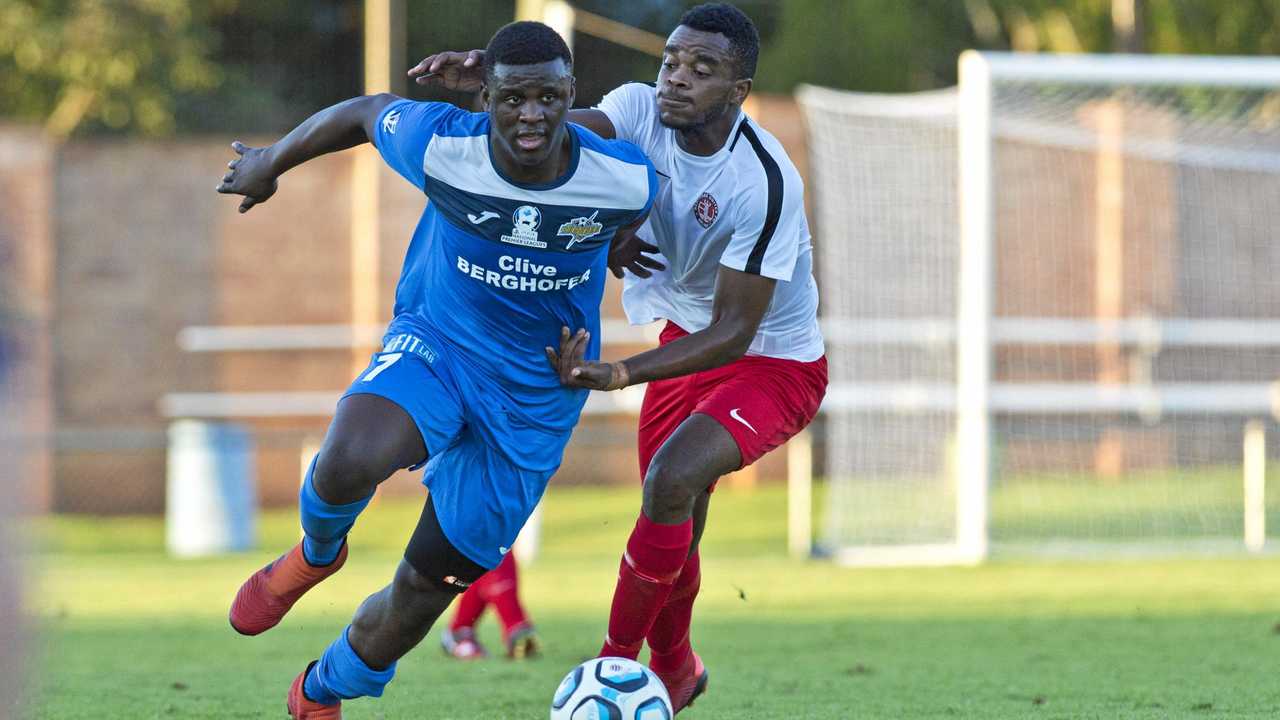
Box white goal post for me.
[800,52,1280,566]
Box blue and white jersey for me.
[372,99,658,436]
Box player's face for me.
[656,26,750,131]
[484,59,576,167]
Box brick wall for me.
[28,95,806,513]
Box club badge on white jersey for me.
[693,192,719,228]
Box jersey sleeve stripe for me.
[738,123,784,275]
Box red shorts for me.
[637,321,828,480]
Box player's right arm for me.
[408,50,618,138]
[216,94,400,213]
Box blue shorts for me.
[342,332,570,569]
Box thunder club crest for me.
[694,192,718,228]
[557,211,605,250]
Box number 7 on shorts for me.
[361,352,403,382]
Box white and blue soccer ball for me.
[550,657,673,720]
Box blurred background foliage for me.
[1,0,1277,137]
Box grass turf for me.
[21,483,1280,719]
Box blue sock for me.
[299,455,373,566]
[304,626,397,704]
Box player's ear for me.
[567,75,576,106]
[480,83,491,109]
[732,77,752,106]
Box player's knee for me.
[395,560,444,596]
[642,459,703,520]
[313,440,389,500]
[393,559,465,615]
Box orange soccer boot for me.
[287,662,341,719]
[652,651,708,714]
[229,540,348,636]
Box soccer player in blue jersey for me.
[215,21,657,719]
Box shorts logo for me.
[501,205,547,248]
[728,407,757,434]
[557,211,604,250]
[499,545,510,554]
[382,109,400,135]
[442,575,471,589]
[381,333,436,363]
[694,192,718,228]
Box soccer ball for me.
[550,657,673,720]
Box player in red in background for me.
[440,552,541,660]
[412,3,825,714]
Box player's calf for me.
[298,454,373,566]
[346,560,459,668]
[598,514,693,660]
[344,496,491,668]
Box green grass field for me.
[22,483,1280,719]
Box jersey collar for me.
[673,112,748,163]
[486,122,582,191]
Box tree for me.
[755,0,977,94]
[0,0,226,137]
[757,0,1280,94]
[1146,0,1280,56]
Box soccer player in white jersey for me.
[413,3,826,713]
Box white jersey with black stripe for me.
[597,82,823,362]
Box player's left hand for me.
[408,50,486,92]
[608,227,665,279]
[545,326,629,391]
[215,141,278,213]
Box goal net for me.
[799,52,1280,564]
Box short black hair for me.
[679,3,759,79]
[483,21,573,79]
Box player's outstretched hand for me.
[608,228,666,279]
[215,141,278,213]
[545,327,629,391]
[408,50,486,92]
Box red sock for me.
[599,513,693,660]
[450,570,491,631]
[647,551,700,674]
[484,553,530,638]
